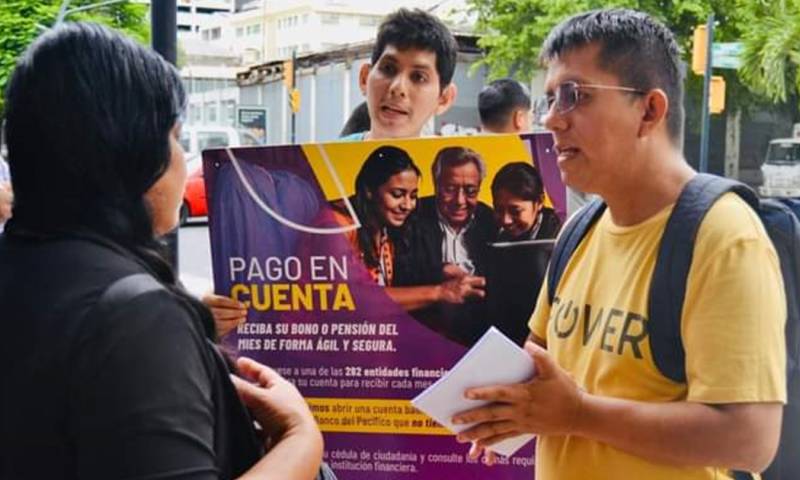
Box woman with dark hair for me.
[0,23,322,480]
[332,146,486,315]
[333,145,419,286]
[491,162,561,241]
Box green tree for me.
[465,0,753,80]
[738,0,800,115]
[465,1,784,152]
[0,0,148,115]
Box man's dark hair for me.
[478,78,532,130]
[540,9,685,145]
[340,102,371,137]
[371,8,458,90]
[491,162,545,203]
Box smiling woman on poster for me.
[491,162,562,242]
[330,145,486,315]
[0,23,322,480]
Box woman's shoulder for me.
[538,207,563,239]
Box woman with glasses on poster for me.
[0,23,322,480]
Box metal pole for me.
[151,0,180,271]
[291,50,297,144]
[151,0,177,64]
[699,14,714,173]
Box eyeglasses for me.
[440,184,480,199]
[533,81,646,118]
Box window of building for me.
[205,103,218,124]
[209,27,221,40]
[236,26,243,37]
[359,15,379,27]
[303,14,309,24]
[198,131,231,151]
[190,104,202,124]
[246,23,261,35]
[222,100,236,126]
[320,13,339,25]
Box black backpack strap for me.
[547,198,606,304]
[649,173,757,383]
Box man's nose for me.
[543,105,567,132]
[389,74,408,98]
[456,188,467,205]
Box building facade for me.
[198,0,440,65]
[236,35,488,145]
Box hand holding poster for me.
[204,133,564,479]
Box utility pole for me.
[699,14,714,173]
[152,0,177,66]
[291,50,297,144]
[151,0,179,271]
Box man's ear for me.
[358,63,371,96]
[639,89,669,138]
[512,109,526,132]
[435,83,457,116]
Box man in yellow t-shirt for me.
[451,8,786,479]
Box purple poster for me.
[205,133,563,478]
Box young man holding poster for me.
[208,8,479,335]
[452,9,786,479]
[346,8,458,141]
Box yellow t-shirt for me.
[529,193,786,480]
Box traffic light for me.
[283,60,294,88]
[692,25,708,75]
[289,88,301,113]
[710,76,725,114]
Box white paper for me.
[411,327,536,457]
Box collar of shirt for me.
[438,213,476,273]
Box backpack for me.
[546,174,799,480]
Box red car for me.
[178,127,262,224]
[180,161,207,224]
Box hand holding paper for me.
[452,339,585,452]
[411,327,537,457]
[413,327,586,460]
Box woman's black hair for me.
[351,145,420,268]
[491,162,545,204]
[4,23,216,339]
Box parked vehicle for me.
[760,137,800,198]
[180,126,260,224]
